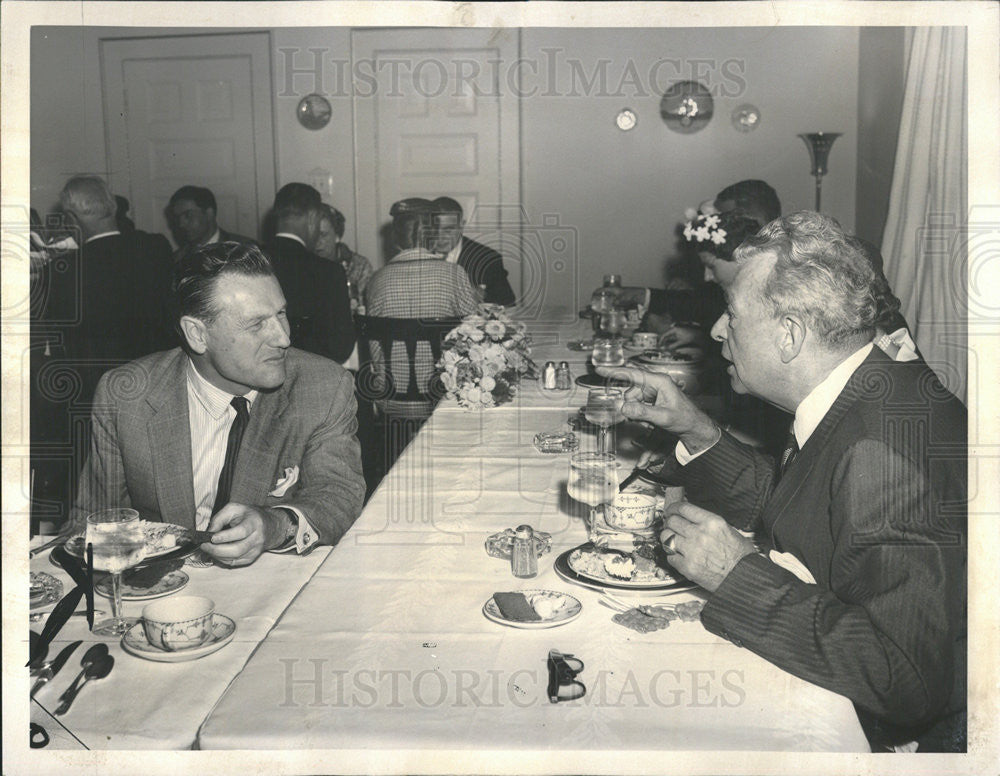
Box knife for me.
[33,586,84,666]
[30,640,82,697]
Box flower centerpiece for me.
[436,305,535,409]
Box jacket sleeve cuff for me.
[270,506,319,554]
[700,552,807,647]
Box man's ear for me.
[179,315,209,355]
[778,314,806,363]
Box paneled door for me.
[352,28,520,294]
[101,33,275,244]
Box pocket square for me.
[768,550,816,584]
[269,466,300,497]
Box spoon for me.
[54,653,114,716]
[55,643,108,707]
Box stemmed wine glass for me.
[567,452,620,531]
[86,508,146,637]
[585,387,624,454]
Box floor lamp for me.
[799,132,842,212]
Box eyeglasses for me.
[547,649,586,703]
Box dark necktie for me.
[212,396,250,514]
[776,425,799,483]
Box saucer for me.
[121,614,236,662]
[95,569,189,601]
[483,590,582,629]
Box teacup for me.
[605,493,659,530]
[631,331,658,350]
[142,595,215,651]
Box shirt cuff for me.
[674,426,722,465]
[270,506,319,554]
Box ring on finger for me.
[663,533,678,555]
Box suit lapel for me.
[765,350,887,547]
[146,352,197,528]
[230,382,290,507]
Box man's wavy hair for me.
[171,241,275,348]
[733,211,878,349]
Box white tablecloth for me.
[28,543,330,750]
[198,350,869,753]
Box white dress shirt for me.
[444,240,462,264]
[274,231,306,247]
[186,359,316,551]
[85,230,121,244]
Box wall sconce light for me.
[798,132,842,211]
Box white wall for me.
[31,25,859,298]
[520,27,859,297]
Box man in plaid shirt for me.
[365,199,479,411]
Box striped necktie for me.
[777,425,799,483]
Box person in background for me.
[430,196,516,306]
[265,183,355,364]
[365,198,479,410]
[32,175,174,529]
[114,195,136,234]
[604,211,966,752]
[167,185,257,255]
[67,241,365,564]
[314,203,374,302]
[713,179,782,226]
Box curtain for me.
[881,27,967,403]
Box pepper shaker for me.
[511,525,538,578]
[555,361,572,390]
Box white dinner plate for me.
[121,614,236,662]
[554,546,698,596]
[95,569,189,601]
[482,590,582,629]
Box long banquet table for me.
[26,315,869,757]
[195,318,869,753]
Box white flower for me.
[694,225,711,242]
[484,320,505,340]
[703,214,720,229]
[683,222,695,240]
[710,228,727,246]
[480,375,496,391]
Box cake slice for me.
[493,592,542,622]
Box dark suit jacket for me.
[457,236,515,306]
[266,236,355,363]
[71,348,365,547]
[674,348,967,751]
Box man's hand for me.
[659,501,756,592]
[659,325,708,356]
[595,365,719,454]
[201,503,292,567]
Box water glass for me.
[86,508,146,637]
[591,338,625,368]
[585,388,624,453]
[567,452,619,530]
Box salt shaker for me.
[511,525,538,578]
[556,361,572,389]
[542,361,557,390]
